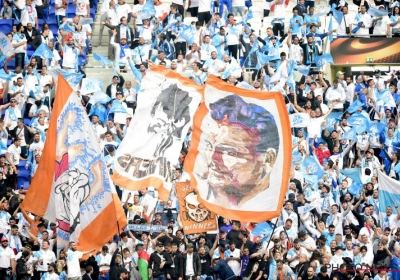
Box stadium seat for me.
[6,59,15,71]
[78,54,87,66]
[47,17,58,25]
[38,19,46,26]
[49,4,56,16]
[0,19,13,30]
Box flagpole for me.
[265,218,279,250]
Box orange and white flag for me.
[184,75,292,222]
[21,75,127,255]
[176,181,218,234]
[112,66,203,201]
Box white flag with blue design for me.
[289,113,311,127]
[81,78,103,95]
[0,32,13,57]
[377,170,400,224]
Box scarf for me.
[9,108,17,121]
[119,43,130,58]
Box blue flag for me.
[393,162,400,174]
[109,100,127,114]
[342,127,358,141]
[368,122,385,135]
[348,182,363,196]
[292,150,303,164]
[93,53,112,67]
[331,7,343,25]
[326,111,342,132]
[0,69,17,81]
[295,64,311,76]
[304,174,318,190]
[347,112,370,127]
[314,53,334,68]
[59,22,75,33]
[90,91,111,105]
[302,156,324,178]
[179,24,195,45]
[51,69,84,87]
[367,6,389,17]
[255,50,274,70]
[347,99,364,113]
[140,0,156,19]
[377,89,396,107]
[32,43,54,59]
[340,168,362,184]
[355,121,369,134]
[252,222,273,237]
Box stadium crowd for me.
[1,0,400,278]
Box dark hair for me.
[85,266,93,273]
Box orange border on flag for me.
[21,75,72,216]
[184,75,291,222]
[112,66,204,201]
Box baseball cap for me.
[318,235,327,241]
[169,218,175,223]
[1,237,8,242]
[336,71,344,77]
[288,193,295,200]
[374,69,381,73]
[156,242,164,247]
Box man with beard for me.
[198,238,219,280]
[66,241,95,279]
[166,242,182,280]
[149,242,173,280]
[0,236,16,278]
[41,263,58,279]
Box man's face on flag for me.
[204,95,279,207]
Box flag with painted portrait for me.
[184,75,292,222]
[112,66,203,201]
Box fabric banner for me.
[21,76,126,256]
[124,224,166,232]
[176,182,218,234]
[184,75,291,222]
[112,66,203,201]
[289,113,311,127]
[377,170,400,222]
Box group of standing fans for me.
[1,0,400,277]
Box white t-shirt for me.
[67,250,84,277]
[0,247,16,268]
[225,248,241,276]
[132,3,144,24]
[307,117,324,138]
[198,0,211,12]
[33,249,56,272]
[75,0,89,16]
[55,0,66,16]
[7,144,21,165]
[96,253,112,271]
[116,3,132,21]
[62,45,79,69]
